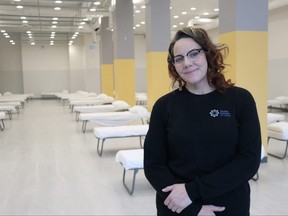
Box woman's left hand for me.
[162,183,192,213]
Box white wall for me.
[268,5,288,99]
[22,44,70,96]
[0,34,23,94]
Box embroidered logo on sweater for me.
[210,109,231,118]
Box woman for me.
[144,27,261,216]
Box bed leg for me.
[97,139,105,156]
[122,168,139,195]
[76,112,80,121]
[8,111,12,120]
[0,119,5,131]
[82,121,88,133]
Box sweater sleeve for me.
[144,97,178,195]
[185,89,262,201]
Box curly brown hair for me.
[167,27,234,92]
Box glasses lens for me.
[187,49,201,61]
[174,56,184,65]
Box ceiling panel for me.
[0,0,287,46]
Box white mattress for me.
[268,122,288,140]
[0,112,5,119]
[267,113,285,125]
[0,106,16,112]
[79,106,150,126]
[115,149,144,170]
[94,124,149,139]
[70,97,114,106]
[74,100,130,113]
[0,102,21,107]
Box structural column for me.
[145,0,171,111]
[113,0,135,105]
[219,0,268,153]
[99,16,114,97]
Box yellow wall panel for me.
[114,59,136,105]
[220,31,268,152]
[100,64,114,97]
[146,52,171,111]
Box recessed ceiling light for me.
[135,10,141,13]
[174,15,179,19]
[31,42,35,45]
[55,0,62,3]
[172,25,177,28]
[51,25,57,28]
[14,0,21,2]
[191,7,196,11]
[181,12,187,15]
[54,7,61,10]
[52,21,57,24]
[78,26,83,29]
[53,17,58,20]
[203,12,209,16]
[1,30,6,33]
[21,16,26,19]
[94,1,101,5]
[214,8,219,12]
[16,5,23,9]
[22,20,28,23]
[89,8,96,12]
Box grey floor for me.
[0,99,288,215]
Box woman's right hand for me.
[197,205,225,216]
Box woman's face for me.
[173,37,209,90]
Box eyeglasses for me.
[173,48,203,67]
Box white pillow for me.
[129,105,148,114]
[112,100,130,109]
[97,93,108,99]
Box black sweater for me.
[144,86,261,216]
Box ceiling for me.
[0,0,288,46]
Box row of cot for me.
[0,92,32,131]
[41,90,147,107]
[55,94,150,195]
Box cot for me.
[93,124,148,156]
[74,100,130,120]
[0,112,5,131]
[69,95,114,111]
[115,149,144,195]
[79,106,150,132]
[267,113,285,125]
[0,105,16,119]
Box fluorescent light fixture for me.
[16,5,23,9]
[54,7,61,10]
